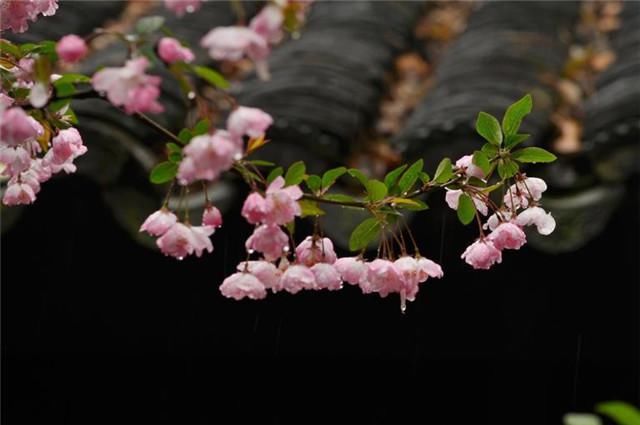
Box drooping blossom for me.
[280,264,316,294]
[2,182,35,205]
[455,155,485,180]
[334,257,368,286]
[367,259,404,298]
[241,192,267,224]
[461,239,502,270]
[445,189,489,216]
[164,0,201,16]
[484,210,513,231]
[249,5,285,44]
[92,57,163,114]
[140,208,178,236]
[56,34,88,63]
[393,256,422,301]
[245,224,289,261]
[156,222,213,259]
[488,222,527,250]
[200,27,269,62]
[416,256,443,280]
[310,263,342,291]
[515,206,556,235]
[202,205,223,228]
[237,261,282,292]
[189,225,215,257]
[177,131,238,185]
[0,107,42,148]
[504,177,548,208]
[263,176,302,225]
[158,37,195,64]
[0,0,58,33]
[227,106,273,140]
[220,272,267,300]
[43,127,87,174]
[295,236,337,266]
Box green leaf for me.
[457,194,476,225]
[323,193,357,203]
[434,157,453,183]
[511,147,557,163]
[191,65,230,89]
[596,401,640,425]
[0,40,22,58]
[166,143,182,163]
[397,159,424,194]
[349,217,381,251]
[149,161,177,184]
[169,152,182,163]
[178,128,192,144]
[284,161,306,186]
[298,199,325,217]
[383,164,407,190]
[348,168,368,186]
[476,111,503,146]
[366,179,388,202]
[54,83,75,97]
[391,198,429,211]
[321,166,347,190]
[305,175,322,192]
[53,73,91,86]
[472,151,491,175]
[481,143,499,157]
[192,118,210,136]
[246,160,274,167]
[467,177,487,188]
[504,133,530,149]
[266,166,283,184]
[136,15,165,34]
[502,93,532,137]
[497,159,519,179]
[48,98,71,113]
[419,171,431,184]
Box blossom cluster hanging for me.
[0,0,558,311]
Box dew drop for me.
[248,249,255,254]
[186,5,195,12]
[177,257,184,261]
[283,246,290,252]
[391,202,396,207]
[187,91,196,100]
[234,153,243,160]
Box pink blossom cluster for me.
[200,1,313,80]
[0,0,58,34]
[0,105,87,206]
[445,155,555,270]
[139,205,222,260]
[91,57,164,115]
[177,106,273,185]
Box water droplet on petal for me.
[187,91,196,100]
[400,292,407,314]
[248,249,255,254]
[186,5,195,12]
[234,153,243,160]
[283,246,290,252]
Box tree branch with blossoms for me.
[1,0,558,312]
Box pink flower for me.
[202,205,223,228]
[200,26,269,62]
[249,5,284,44]
[310,263,342,291]
[0,0,58,33]
[164,0,201,16]
[416,257,443,280]
[177,132,238,185]
[263,176,302,225]
[158,37,195,64]
[140,208,178,236]
[394,256,422,301]
[488,222,526,250]
[220,272,267,300]
[56,34,88,63]
[0,93,13,108]
[156,222,194,259]
[43,127,87,174]
[504,177,548,208]
[295,236,337,266]
[0,146,32,177]
[0,107,42,147]
[461,239,502,270]
[280,264,316,294]
[241,192,267,224]
[237,261,282,292]
[92,57,164,115]
[455,155,485,179]
[334,257,368,286]
[245,224,289,261]
[367,259,405,297]
[484,210,513,231]
[227,106,273,140]
[2,182,35,205]
[189,225,215,257]
[445,189,488,216]
[515,206,556,235]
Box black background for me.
[2,174,639,424]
